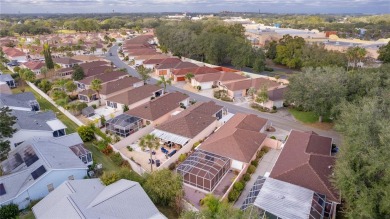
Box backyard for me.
[12,85,79,134]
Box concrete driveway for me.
[105,46,342,145]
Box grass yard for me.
[84,142,119,172]
[12,85,79,134]
[288,108,320,123]
[17,211,35,219]
[0,64,13,74]
[56,29,77,34]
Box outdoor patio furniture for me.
[152,151,156,155]
[161,147,168,154]
[168,150,177,157]
[148,159,155,164]
[156,159,161,167]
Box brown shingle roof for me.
[270,130,339,202]
[194,72,246,83]
[78,71,127,85]
[100,77,142,95]
[84,66,112,77]
[22,61,45,70]
[125,92,189,121]
[224,78,280,91]
[199,113,267,163]
[106,85,162,105]
[79,61,109,70]
[268,86,288,101]
[143,57,180,65]
[172,66,220,76]
[155,61,198,70]
[53,57,82,65]
[155,102,222,138]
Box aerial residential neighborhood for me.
[0,2,389,219]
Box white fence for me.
[112,124,154,150]
[27,81,84,126]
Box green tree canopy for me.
[0,107,17,161]
[43,42,54,69]
[72,65,85,80]
[139,134,160,172]
[378,41,390,63]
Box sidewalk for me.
[233,148,281,208]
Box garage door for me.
[159,70,167,75]
[231,160,244,170]
[234,91,242,98]
[176,76,185,81]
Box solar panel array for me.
[31,165,47,180]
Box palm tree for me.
[90,46,96,54]
[139,134,160,172]
[90,79,102,105]
[19,69,36,92]
[156,76,172,92]
[102,48,107,54]
[184,73,194,83]
[357,47,367,67]
[137,66,152,84]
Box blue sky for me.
[1,0,389,14]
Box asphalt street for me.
[105,46,342,144]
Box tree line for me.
[285,64,390,217]
[155,20,266,72]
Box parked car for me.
[7,60,19,66]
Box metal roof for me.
[151,129,190,145]
[253,177,315,219]
[33,179,167,219]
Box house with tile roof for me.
[143,57,180,70]
[0,134,89,209]
[21,61,45,75]
[270,130,340,217]
[77,76,143,103]
[53,57,83,68]
[106,84,163,111]
[125,92,189,126]
[191,71,247,89]
[155,61,198,77]
[32,179,166,219]
[75,71,128,90]
[2,47,27,63]
[171,66,220,82]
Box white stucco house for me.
[0,134,89,209]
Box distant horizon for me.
[1,0,389,14]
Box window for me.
[68,175,74,180]
[14,141,24,147]
[107,101,117,109]
[0,183,6,196]
[47,183,54,192]
[53,129,66,137]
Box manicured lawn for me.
[84,142,119,172]
[56,29,77,34]
[0,64,13,74]
[17,211,35,219]
[12,85,79,134]
[288,108,332,123]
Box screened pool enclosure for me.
[105,114,142,137]
[176,150,230,192]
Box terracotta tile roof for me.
[53,57,82,65]
[125,92,189,121]
[155,102,223,138]
[194,72,246,83]
[172,66,220,76]
[22,61,45,70]
[143,57,180,65]
[79,61,110,70]
[2,47,25,57]
[84,66,113,77]
[270,130,339,202]
[78,71,127,85]
[223,78,280,91]
[199,113,267,163]
[134,54,169,61]
[127,49,157,56]
[124,35,153,45]
[72,55,104,62]
[100,77,142,95]
[155,61,198,70]
[106,85,162,105]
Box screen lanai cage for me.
[176,150,230,192]
[105,114,142,137]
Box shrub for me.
[96,139,109,150]
[168,162,176,170]
[243,173,251,182]
[233,181,245,191]
[123,104,129,112]
[0,203,19,219]
[251,160,259,167]
[213,90,221,99]
[197,86,201,91]
[91,104,97,109]
[77,125,95,142]
[113,135,121,143]
[192,141,200,150]
[211,85,218,89]
[256,150,266,159]
[247,165,256,174]
[228,189,240,202]
[68,94,78,101]
[10,73,19,80]
[272,106,277,110]
[261,147,270,153]
[100,171,119,185]
[178,154,187,162]
[270,136,277,140]
[264,66,274,72]
[101,146,113,155]
[110,152,126,167]
[127,146,133,151]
